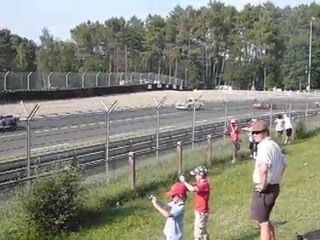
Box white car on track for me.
[175,98,204,111]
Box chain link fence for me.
[0,71,184,91]
[0,96,320,196]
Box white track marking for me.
[160,125,175,130]
[31,143,70,152]
[0,132,25,139]
[196,120,208,124]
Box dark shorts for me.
[286,128,292,137]
[276,130,283,136]
[250,184,280,223]
[231,141,240,154]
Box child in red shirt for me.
[179,166,211,240]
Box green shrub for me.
[295,120,307,139]
[22,167,83,238]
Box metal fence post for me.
[250,97,255,118]
[289,103,292,119]
[81,72,87,88]
[192,95,202,150]
[120,73,124,85]
[27,71,33,91]
[147,73,152,83]
[4,71,10,91]
[207,135,213,165]
[108,73,112,86]
[305,100,309,119]
[177,141,183,174]
[66,72,71,89]
[154,97,167,163]
[95,72,101,87]
[269,101,273,125]
[130,72,135,85]
[26,104,40,187]
[98,98,118,183]
[129,152,136,191]
[223,99,229,142]
[47,72,53,90]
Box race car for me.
[175,98,204,111]
[0,114,20,131]
[251,99,281,110]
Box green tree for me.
[0,29,13,71]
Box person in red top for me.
[179,166,211,240]
[226,118,241,163]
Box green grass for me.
[63,135,320,240]
[1,127,320,240]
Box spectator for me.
[242,118,258,158]
[179,166,211,240]
[250,120,286,240]
[226,118,241,163]
[283,114,293,145]
[274,114,284,144]
[150,182,188,240]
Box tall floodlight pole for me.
[308,17,315,93]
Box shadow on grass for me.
[233,221,287,240]
[294,127,320,143]
[79,205,140,229]
[303,229,320,240]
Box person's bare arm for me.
[151,198,171,218]
[179,175,197,192]
[257,163,268,191]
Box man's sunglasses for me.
[252,130,266,135]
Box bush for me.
[23,167,83,238]
[295,120,307,139]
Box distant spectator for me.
[179,166,211,240]
[242,118,258,158]
[274,114,284,144]
[150,182,188,240]
[283,114,293,144]
[226,118,241,163]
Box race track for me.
[0,99,299,160]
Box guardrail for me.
[0,110,314,190]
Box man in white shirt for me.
[283,114,293,145]
[250,120,286,240]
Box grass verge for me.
[66,136,320,240]
[1,128,320,240]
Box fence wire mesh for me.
[0,95,320,195]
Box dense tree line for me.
[1,1,320,90]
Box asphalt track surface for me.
[0,100,287,160]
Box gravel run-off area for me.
[1,90,319,118]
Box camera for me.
[148,192,155,200]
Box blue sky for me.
[1,0,317,43]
